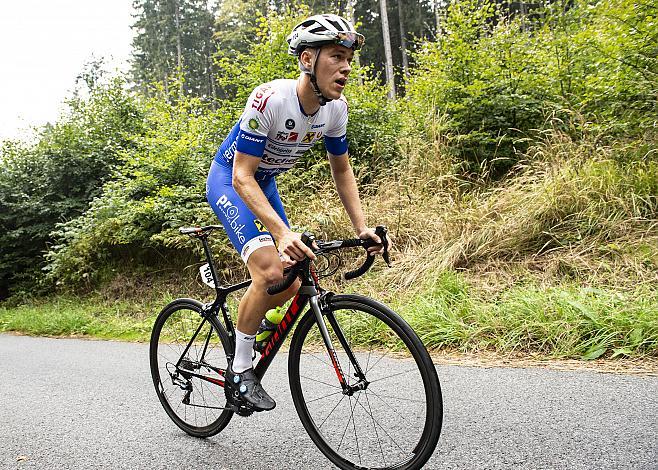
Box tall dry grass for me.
[289,129,657,298]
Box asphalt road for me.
[1,334,656,469]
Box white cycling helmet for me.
[287,14,364,56]
[286,14,364,105]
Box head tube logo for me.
[215,194,245,243]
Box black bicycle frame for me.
[177,233,363,393]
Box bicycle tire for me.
[150,298,234,437]
[288,294,442,470]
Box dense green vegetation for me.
[1,0,656,358]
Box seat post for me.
[200,235,221,291]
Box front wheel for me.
[288,294,443,470]
[150,298,233,437]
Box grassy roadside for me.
[2,273,656,360]
[0,296,163,342]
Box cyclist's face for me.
[313,44,353,99]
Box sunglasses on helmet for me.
[335,32,365,51]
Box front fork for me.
[309,294,369,396]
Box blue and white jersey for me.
[213,79,349,181]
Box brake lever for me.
[374,225,391,267]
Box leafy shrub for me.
[403,0,658,178]
[0,78,145,297]
[45,89,233,286]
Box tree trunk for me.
[435,0,442,37]
[380,0,396,99]
[397,0,409,82]
[174,1,183,95]
[347,0,363,85]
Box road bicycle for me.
[150,225,443,469]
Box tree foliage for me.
[403,0,658,177]
[131,0,218,99]
[0,77,145,297]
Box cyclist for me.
[206,14,385,412]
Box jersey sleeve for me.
[324,98,349,156]
[236,84,277,158]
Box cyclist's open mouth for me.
[335,78,347,90]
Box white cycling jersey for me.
[213,79,349,181]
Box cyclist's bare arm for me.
[328,152,385,254]
[233,151,315,262]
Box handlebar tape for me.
[266,263,302,295]
[344,254,375,280]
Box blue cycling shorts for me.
[206,161,289,263]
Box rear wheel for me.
[288,294,442,469]
[150,298,233,437]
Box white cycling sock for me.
[233,329,255,373]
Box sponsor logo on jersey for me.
[240,132,264,144]
[302,132,316,143]
[266,144,292,154]
[248,118,259,130]
[262,155,297,165]
[251,86,273,113]
[254,219,267,232]
[317,131,323,139]
[287,132,299,142]
[215,194,245,243]
[275,131,289,141]
[285,119,295,130]
[221,140,237,162]
[311,123,325,129]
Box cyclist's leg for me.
[237,175,298,334]
[206,163,297,410]
[207,163,298,334]
[238,247,299,333]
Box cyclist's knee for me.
[253,267,284,288]
[247,247,283,286]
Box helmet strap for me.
[308,47,332,106]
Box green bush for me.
[403,0,658,178]
[0,78,145,297]
[45,88,233,286]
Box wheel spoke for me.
[337,390,362,452]
[368,367,421,384]
[355,391,407,453]
[364,388,387,467]
[305,389,345,404]
[300,374,342,390]
[318,394,347,430]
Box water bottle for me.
[254,306,284,352]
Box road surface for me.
[1,335,656,469]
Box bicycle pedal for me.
[226,400,254,417]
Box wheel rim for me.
[153,306,230,431]
[293,302,436,469]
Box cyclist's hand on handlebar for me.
[357,227,391,255]
[277,230,317,264]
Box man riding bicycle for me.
[206,14,385,412]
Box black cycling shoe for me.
[224,365,276,412]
